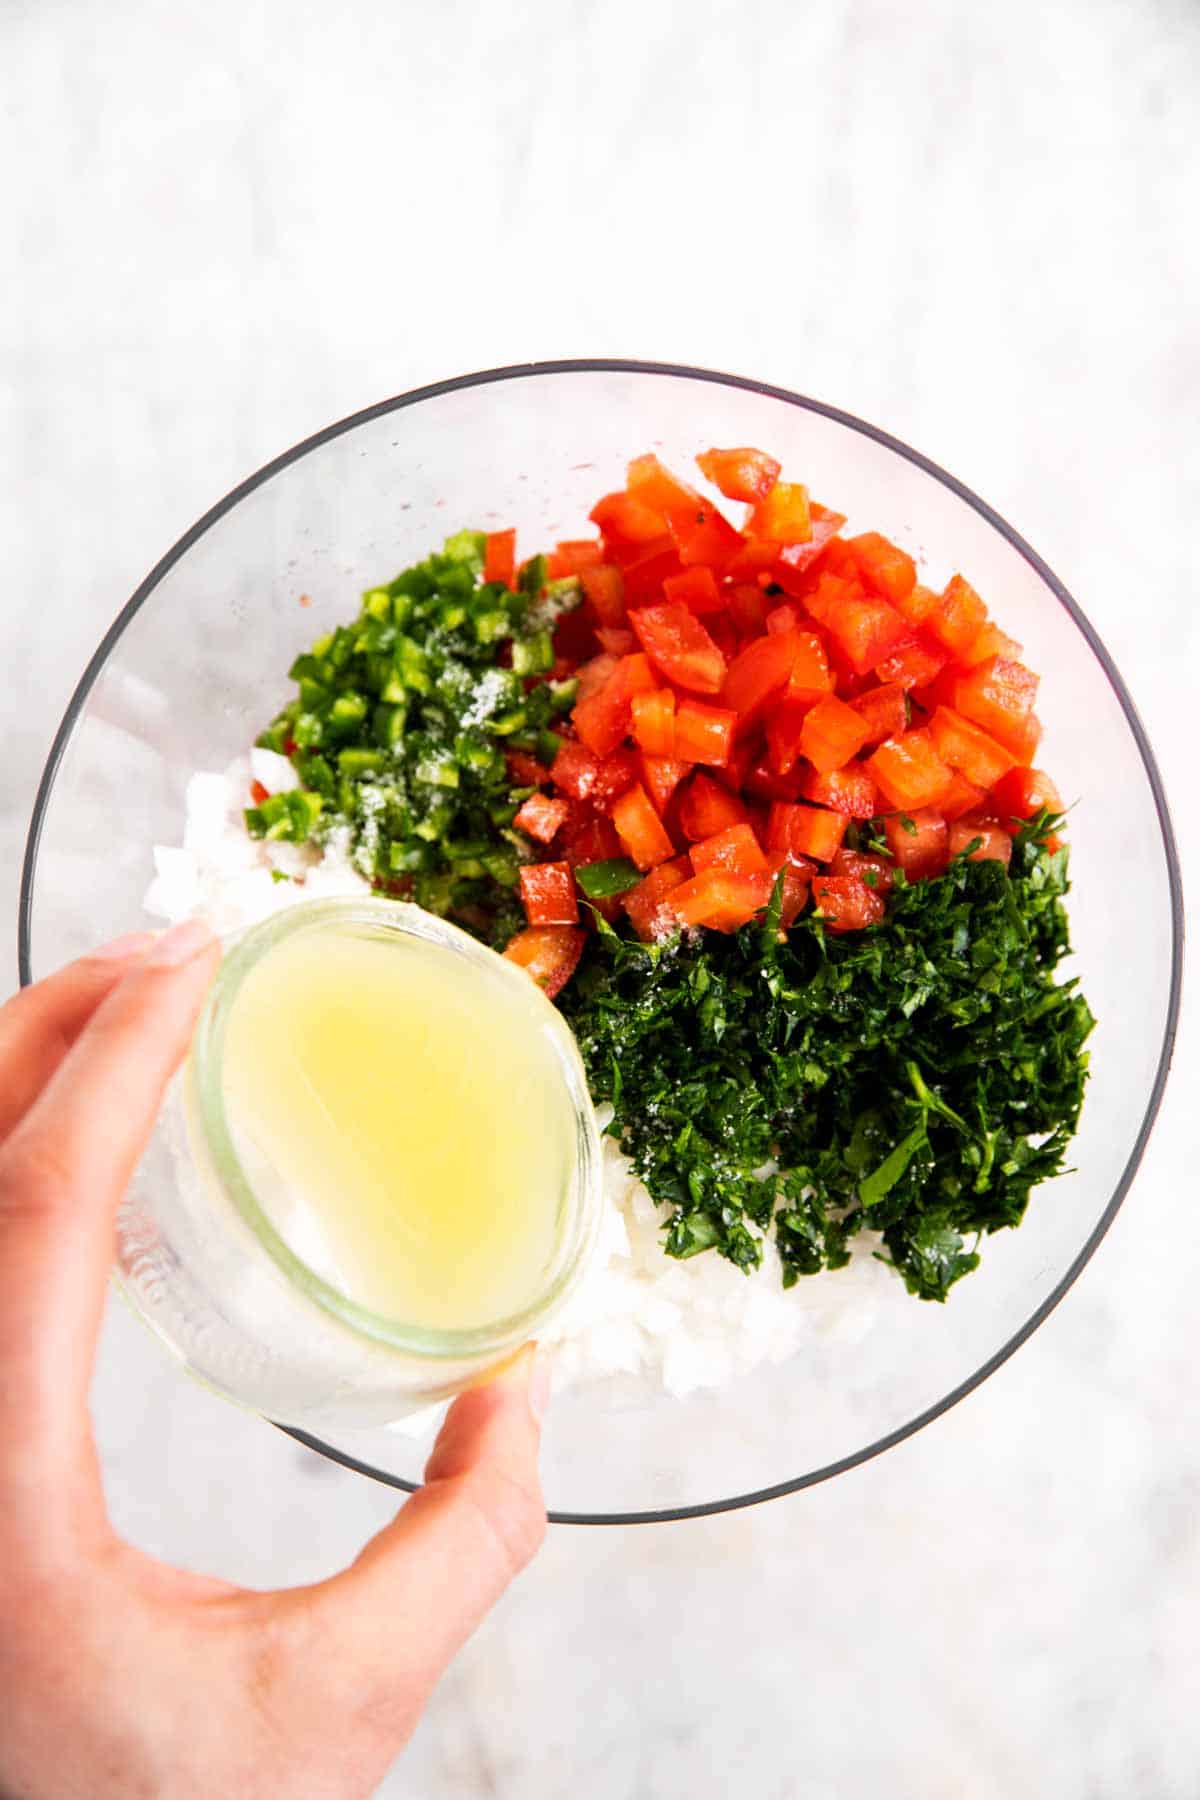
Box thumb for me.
[309,1346,549,1696]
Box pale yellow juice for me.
[219,922,577,1332]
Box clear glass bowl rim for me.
[16,357,1185,1527]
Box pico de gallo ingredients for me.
[250,447,1092,1301]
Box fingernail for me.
[90,930,158,962]
[144,918,217,968]
[527,1348,552,1425]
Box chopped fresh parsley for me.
[560,817,1093,1300]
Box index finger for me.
[0,919,220,1475]
[0,933,158,1142]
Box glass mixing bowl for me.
[19,361,1183,1523]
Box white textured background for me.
[2,2,1197,1795]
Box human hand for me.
[0,923,548,1800]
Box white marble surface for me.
[2,0,1198,1793]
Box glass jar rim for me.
[189,895,603,1360]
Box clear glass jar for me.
[116,898,602,1430]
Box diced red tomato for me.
[674,698,736,767]
[498,445,1064,952]
[560,806,622,868]
[587,892,627,926]
[766,603,801,635]
[519,860,579,926]
[626,453,703,524]
[938,770,986,821]
[812,874,886,933]
[575,652,620,704]
[952,657,1040,758]
[696,446,782,503]
[550,739,601,801]
[595,627,636,655]
[747,481,812,546]
[631,687,676,756]
[623,856,692,941]
[770,504,848,585]
[513,792,570,844]
[721,630,803,724]
[798,694,873,773]
[663,565,723,613]
[798,764,880,820]
[884,808,948,880]
[669,503,743,572]
[867,730,954,810]
[929,574,988,659]
[784,631,833,703]
[874,633,949,690]
[784,804,850,862]
[746,756,805,804]
[690,822,769,878]
[554,538,604,575]
[727,582,767,638]
[713,735,757,794]
[503,925,585,998]
[823,637,875,702]
[678,771,750,841]
[958,621,1023,668]
[846,532,916,605]
[484,528,516,588]
[638,753,692,815]
[724,536,786,581]
[989,767,1064,848]
[827,848,894,894]
[1001,711,1042,766]
[629,602,727,695]
[705,612,739,662]
[580,564,627,627]
[816,539,860,581]
[610,783,676,870]
[670,869,772,932]
[850,682,908,746]
[893,582,940,628]
[506,750,550,787]
[761,851,816,927]
[927,706,1016,790]
[249,779,270,806]
[582,748,637,814]
[765,802,798,851]
[801,571,862,626]
[824,592,912,677]
[551,607,599,674]
[911,662,961,718]
[991,766,1064,825]
[621,537,684,603]
[948,815,1013,866]
[764,699,810,776]
[589,491,667,548]
[572,653,657,757]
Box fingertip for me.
[425,1348,547,1493]
[85,930,159,963]
[460,1342,550,1430]
[142,918,219,969]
